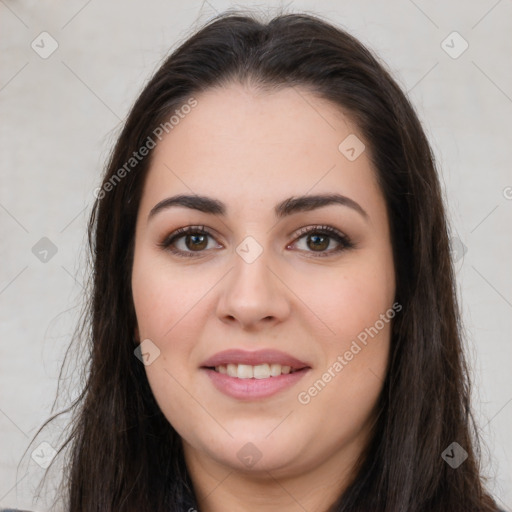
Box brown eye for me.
[306,233,330,251]
[183,233,208,251]
[159,224,354,258]
[290,225,354,257]
[158,226,220,257]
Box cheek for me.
[144,360,210,442]
[290,253,395,346]
[131,247,211,339]
[296,276,392,438]
[292,252,394,411]
[132,254,208,436]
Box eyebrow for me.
[147,193,369,222]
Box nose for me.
[215,246,291,330]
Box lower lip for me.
[202,368,310,400]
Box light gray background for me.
[1,1,511,510]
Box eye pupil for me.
[307,233,329,251]
[187,234,208,251]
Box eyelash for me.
[158,224,355,258]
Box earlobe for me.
[134,326,140,344]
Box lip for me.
[200,349,311,400]
[202,367,311,400]
[200,349,310,370]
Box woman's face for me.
[131,84,396,488]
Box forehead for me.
[140,83,382,219]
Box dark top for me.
[0,507,508,512]
[4,508,508,511]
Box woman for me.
[7,8,505,512]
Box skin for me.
[131,83,396,512]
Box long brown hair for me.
[27,8,500,512]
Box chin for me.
[212,437,304,473]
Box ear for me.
[134,325,140,343]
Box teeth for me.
[214,363,296,378]
[253,363,270,379]
[270,363,282,377]
[237,364,253,379]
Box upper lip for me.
[200,349,310,370]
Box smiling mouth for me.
[205,363,308,379]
